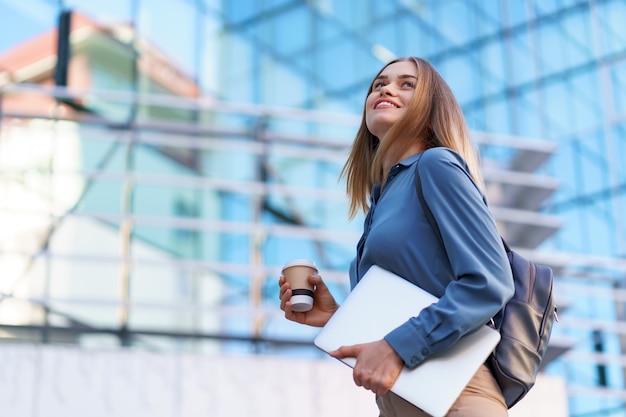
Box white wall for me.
[0,344,567,417]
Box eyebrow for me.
[375,74,418,80]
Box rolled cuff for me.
[384,322,431,369]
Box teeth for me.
[376,101,397,108]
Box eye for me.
[373,80,386,90]
[402,80,415,88]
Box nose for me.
[379,83,395,96]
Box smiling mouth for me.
[375,100,399,109]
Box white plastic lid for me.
[281,259,317,272]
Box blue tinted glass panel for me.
[223,0,259,23]
[537,23,566,77]
[438,53,480,104]
[597,0,626,56]
[331,0,363,30]
[517,89,542,139]
[611,60,626,114]
[561,10,594,67]
[267,8,312,55]
[265,0,293,8]
[570,70,602,132]
[464,106,486,131]
[139,0,197,75]
[483,98,511,134]
[479,41,507,96]
[543,81,571,138]
[261,61,308,107]
[532,0,561,16]
[506,0,528,27]
[365,20,399,57]
[509,31,535,85]
[318,38,358,91]
[472,0,502,25]
[434,0,479,44]
[468,0,502,38]
[615,124,626,178]
[313,13,344,44]
[397,17,440,57]
[352,48,383,86]
[371,0,400,19]
[403,1,455,51]
[577,138,608,197]
[218,33,256,102]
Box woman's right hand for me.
[278,272,339,327]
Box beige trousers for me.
[375,364,508,417]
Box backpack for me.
[414,158,558,409]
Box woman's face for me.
[365,60,418,140]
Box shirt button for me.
[421,348,429,356]
[411,356,418,364]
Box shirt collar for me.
[397,151,424,168]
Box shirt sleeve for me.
[384,148,515,369]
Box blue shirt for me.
[349,147,514,369]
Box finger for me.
[353,365,375,390]
[308,272,325,289]
[279,288,292,311]
[278,282,291,300]
[369,375,392,396]
[329,344,359,359]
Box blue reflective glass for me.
[517,90,542,139]
[509,31,535,85]
[468,0,502,38]
[365,20,399,56]
[396,16,440,57]
[611,60,626,114]
[479,41,507,96]
[223,0,259,23]
[434,0,479,44]
[371,0,400,18]
[471,0,501,25]
[561,10,594,66]
[438,53,480,104]
[331,0,364,30]
[139,0,198,76]
[464,106,485,131]
[259,6,311,55]
[543,80,573,138]
[532,0,562,16]
[318,38,358,91]
[506,0,529,27]
[351,48,382,86]
[483,98,511,134]
[312,12,344,44]
[537,23,567,76]
[615,124,626,178]
[569,70,602,132]
[597,0,626,56]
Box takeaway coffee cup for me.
[281,259,317,312]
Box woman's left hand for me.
[329,339,404,396]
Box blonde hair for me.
[340,57,484,219]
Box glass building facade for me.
[0,1,625,415]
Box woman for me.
[278,57,515,416]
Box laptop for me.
[314,265,500,417]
